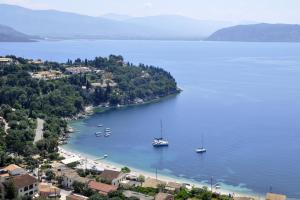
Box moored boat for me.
[104,133,111,137]
[152,120,169,147]
[196,134,206,153]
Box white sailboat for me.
[152,120,169,147]
[196,135,206,153]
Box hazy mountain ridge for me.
[0,4,232,40]
[121,15,234,38]
[206,23,300,42]
[0,24,35,42]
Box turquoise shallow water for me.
[1,40,300,198]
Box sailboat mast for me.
[160,120,163,138]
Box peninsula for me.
[0,55,179,160]
[0,24,36,42]
[206,23,300,43]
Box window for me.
[29,184,33,189]
[24,186,28,191]
[29,191,33,195]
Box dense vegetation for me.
[0,55,179,167]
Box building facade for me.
[12,174,38,198]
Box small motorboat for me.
[104,133,111,137]
[97,124,103,127]
[152,138,169,147]
[195,147,206,153]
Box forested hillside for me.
[0,55,179,167]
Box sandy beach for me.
[58,146,264,200]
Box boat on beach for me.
[152,120,169,147]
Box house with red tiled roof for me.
[99,170,126,186]
[10,174,38,198]
[88,180,117,196]
[39,183,60,198]
[0,164,26,180]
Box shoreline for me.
[61,90,265,200]
[58,146,264,200]
[65,91,181,121]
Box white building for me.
[11,174,38,198]
[58,168,89,189]
[0,57,13,64]
[99,170,126,186]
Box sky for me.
[0,0,300,23]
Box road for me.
[34,118,44,143]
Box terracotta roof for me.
[0,173,9,178]
[11,174,37,189]
[100,170,121,182]
[39,183,60,194]
[2,164,20,171]
[88,181,117,194]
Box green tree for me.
[138,175,145,183]
[175,189,190,200]
[45,169,56,181]
[121,166,131,173]
[73,181,85,194]
[5,180,17,200]
[88,193,108,200]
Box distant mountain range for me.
[2,4,299,42]
[0,24,35,42]
[206,23,300,42]
[0,4,233,40]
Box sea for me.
[1,40,300,198]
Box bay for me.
[1,40,300,198]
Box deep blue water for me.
[1,40,300,198]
